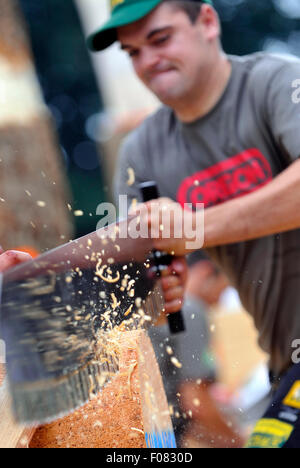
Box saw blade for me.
[0,217,165,424]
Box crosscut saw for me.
[0,216,169,425]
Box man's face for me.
[117,3,217,105]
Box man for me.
[88,0,300,447]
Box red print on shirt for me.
[176,149,273,210]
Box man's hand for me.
[160,256,188,315]
[0,250,32,273]
[130,198,202,256]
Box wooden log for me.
[0,0,72,251]
[30,330,176,448]
[0,364,5,387]
[0,369,36,448]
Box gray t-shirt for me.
[114,52,300,376]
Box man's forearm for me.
[203,158,300,248]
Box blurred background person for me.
[149,250,245,448]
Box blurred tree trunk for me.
[0,0,73,252]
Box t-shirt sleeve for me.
[267,59,300,164]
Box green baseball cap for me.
[87,0,213,52]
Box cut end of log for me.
[29,330,175,448]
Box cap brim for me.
[87,0,162,52]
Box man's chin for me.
[148,74,183,99]
[152,86,184,104]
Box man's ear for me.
[196,5,220,41]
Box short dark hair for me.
[162,0,203,23]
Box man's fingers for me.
[164,286,185,302]
[162,258,188,285]
[165,299,183,314]
[171,257,188,275]
[159,256,188,316]
[0,251,32,273]
[161,275,182,290]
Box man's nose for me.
[136,48,160,77]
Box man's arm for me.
[204,157,300,248]
[203,58,300,248]
[138,157,300,255]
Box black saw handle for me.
[139,181,185,334]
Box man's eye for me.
[153,35,170,45]
[129,50,139,57]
